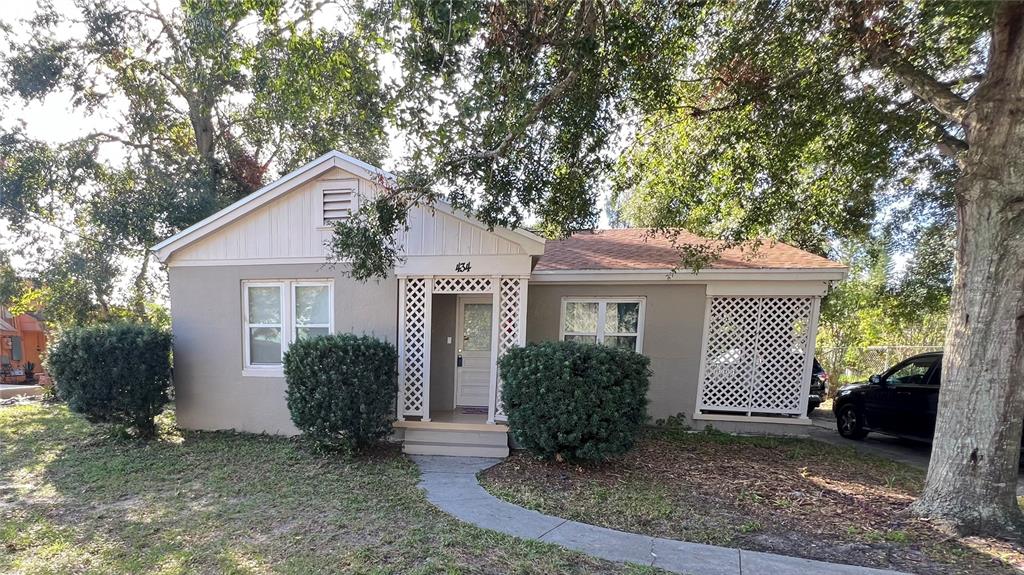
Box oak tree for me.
[345,0,1022,536]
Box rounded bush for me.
[284,334,397,451]
[46,323,173,438]
[499,340,651,461]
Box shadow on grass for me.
[1,403,656,575]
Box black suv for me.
[832,352,942,441]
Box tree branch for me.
[460,69,580,161]
[933,125,969,168]
[847,2,969,125]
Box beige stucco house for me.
[154,151,847,457]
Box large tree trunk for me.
[912,3,1024,537]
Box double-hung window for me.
[560,297,645,352]
[243,280,334,374]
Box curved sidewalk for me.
[412,455,905,575]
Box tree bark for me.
[912,2,1024,536]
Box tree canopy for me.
[1,0,389,325]
[333,0,971,287]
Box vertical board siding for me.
[402,205,524,257]
[172,169,526,264]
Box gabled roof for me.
[152,151,544,262]
[535,229,846,272]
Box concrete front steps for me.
[395,420,510,458]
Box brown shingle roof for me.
[534,229,845,272]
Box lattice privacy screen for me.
[698,296,815,416]
[400,278,428,416]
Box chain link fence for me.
[816,345,944,391]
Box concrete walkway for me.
[412,455,905,575]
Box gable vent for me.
[322,184,357,224]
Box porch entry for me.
[455,296,493,407]
[397,275,528,424]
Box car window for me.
[884,356,939,387]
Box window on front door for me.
[560,298,645,353]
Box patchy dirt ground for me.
[481,429,1024,575]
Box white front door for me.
[455,296,493,407]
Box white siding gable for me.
[161,157,543,267]
[403,204,524,257]
[171,167,365,265]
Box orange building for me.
[0,306,46,384]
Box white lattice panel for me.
[493,277,524,419]
[401,278,428,416]
[433,276,493,294]
[750,298,812,414]
[698,296,814,416]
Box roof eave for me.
[530,267,849,283]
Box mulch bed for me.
[480,430,1024,575]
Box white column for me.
[486,275,501,424]
[517,276,529,346]
[797,296,822,419]
[693,296,714,417]
[396,277,407,421]
[421,277,433,421]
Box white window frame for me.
[242,279,334,377]
[558,297,646,353]
[292,281,335,342]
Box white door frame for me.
[454,295,494,407]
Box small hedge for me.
[499,340,651,461]
[284,334,397,451]
[46,323,173,438]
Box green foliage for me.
[46,323,173,438]
[0,251,22,307]
[1,0,389,319]
[499,341,651,461]
[328,195,406,281]
[284,334,398,451]
[817,236,949,385]
[334,0,698,274]
[334,0,985,283]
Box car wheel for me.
[837,405,868,440]
[807,405,816,417]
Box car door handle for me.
[457,355,463,367]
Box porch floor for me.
[394,409,509,433]
[432,409,489,425]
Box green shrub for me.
[46,323,173,438]
[284,334,397,451]
[499,340,651,461]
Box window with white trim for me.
[560,297,645,352]
[243,280,334,371]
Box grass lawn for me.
[0,401,660,575]
[481,428,1024,575]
